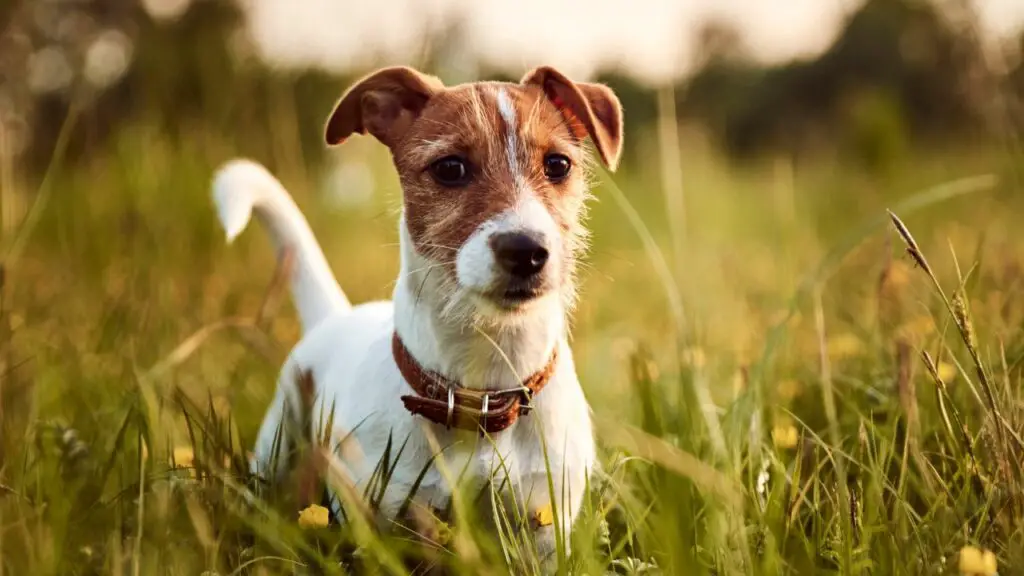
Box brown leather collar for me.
[392,332,558,435]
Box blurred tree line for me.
[676,0,1022,169]
[1,0,1023,181]
[0,0,348,179]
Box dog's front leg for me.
[488,455,588,574]
[529,467,587,568]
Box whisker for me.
[414,266,435,310]
[404,261,454,277]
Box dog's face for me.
[324,67,622,319]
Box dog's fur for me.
[213,66,623,556]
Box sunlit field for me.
[1,86,1022,575]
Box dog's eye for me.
[429,156,470,187]
[543,154,571,182]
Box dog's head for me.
[325,66,622,320]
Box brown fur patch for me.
[392,82,590,273]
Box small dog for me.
[213,65,623,558]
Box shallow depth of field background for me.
[3,0,1024,574]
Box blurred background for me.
[3,0,1024,451]
[4,0,1024,170]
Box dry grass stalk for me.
[889,210,1015,486]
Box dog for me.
[212,65,623,560]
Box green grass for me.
[1,110,1024,575]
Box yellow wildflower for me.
[169,446,234,471]
[533,504,554,528]
[958,545,997,575]
[937,362,958,383]
[172,447,195,468]
[771,425,799,450]
[171,447,197,478]
[298,504,330,528]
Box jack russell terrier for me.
[212,65,623,558]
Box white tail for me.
[212,159,350,333]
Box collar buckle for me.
[489,386,535,415]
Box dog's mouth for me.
[480,278,550,310]
[502,285,543,304]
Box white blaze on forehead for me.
[507,195,558,240]
[495,87,525,189]
[452,88,561,296]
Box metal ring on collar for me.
[480,394,490,433]
[446,385,456,429]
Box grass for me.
[1,102,1024,575]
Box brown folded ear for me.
[521,66,624,171]
[325,66,444,148]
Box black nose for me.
[490,232,549,278]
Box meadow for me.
[0,102,1022,575]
